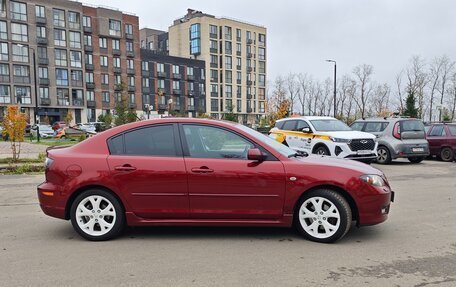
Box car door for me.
[427,125,447,155]
[280,120,298,148]
[294,120,313,152]
[180,124,286,220]
[106,124,189,219]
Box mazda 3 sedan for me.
[38,118,394,243]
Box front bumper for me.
[357,184,394,226]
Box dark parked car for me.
[425,123,456,161]
[38,119,394,243]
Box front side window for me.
[282,120,297,131]
[182,125,253,159]
[429,125,445,137]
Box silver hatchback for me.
[351,117,429,164]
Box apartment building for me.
[140,28,168,54]
[140,48,205,117]
[0,0,141,124]
[168,9,267,125]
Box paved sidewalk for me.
[0,141,47,159]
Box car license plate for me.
[357,150,371,155]
[412,147,424,152]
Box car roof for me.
[354,117,421,122]
[277,116,335,122]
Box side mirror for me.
[302,127,311,133]
[247,148,266,162]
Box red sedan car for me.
[38,118,394,243]
[425,123,456,161]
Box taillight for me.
[44,157,54,169]
[393,122,401,139]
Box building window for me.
[246,31,252,40]
[82,16,91,28]
[112,39,120,50]
[142,78,149,87]
[225,71,232,84]
[259,48,265,60]
[190,23,201,55]
[99,37,107,49]
[0,63,9,78]
[86,90,94,101]
[39,87,49,99]
[72,89,83,106]
[225,85,232,98]
[54,29,66,47]
[211,99,218,112]
[113,74,120,85]
[141,61,149,71]
[10,1,27,21]
[129,93,135,104]
[56,69,68,86]
[259,88,265,100]
[157,79,165,89]
[53,9,65,28]
[36,46,46,60]
[101,74,109,85]
[237,100,242,112]
[35,5,45,18]
[173,80,180,90]
[83,35,92,46]
[102,91,109,102]
[85,53,92,65]
[259,33,266,45]
[54,49,67,66]
[210,40,217,51]
[225,56,232,70]
[0,42,7,61]
[188,82,194,91]
[12,66,27,78]
[224,26,232,40]
[157,63,164,73]
[36,26,46,38]
[109,19,121,37]
[113,57,121,68]
[68,12,80,30]
[0,21,7,40]
[172,65,179,74]
[56,88,69,106]
[11,44,28,62]
[209,25,217,37]
[259,74,266,87]
[126,41,133,52]
[125,24,133,35]
[100,56,108,67]
[187,67,193,76]
[210,84,218,94]
[236,43,241,53]
[127,59,134,70]
[225,41,232,54]
[70,51,82,68]
[69,70,82,86]
[236,29,241,40]
[69,31,81,49]
[210,69,218,82]
[11,23,28,42]
[15,86,31,104]
[210,55,218,66]
[85,72,93,83]
[259,61,266,74]
[128,76,134,86]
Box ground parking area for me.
[1,159,456,286]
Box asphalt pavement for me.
[1,159,456,286]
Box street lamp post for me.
[19,44,40,142]
[326,59,337,118]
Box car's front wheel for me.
[295,189,352,243]
[70,189,125,241]
[314,146,330,156]
[376,146,391,164]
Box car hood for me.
[294,154,383,175]
[316,131,376,140]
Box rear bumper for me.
[391,143,430,159]
[37,182,67,220]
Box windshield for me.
[310,119,352,132]
[237,125,296,158]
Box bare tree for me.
[268,76,288,114]
[394,71,405,114]
[428,56,444,121]
[297,73,311,115]
[286,73,300,114]
[449,73,456,121]
[372,83,391,116]
[337,75,353,119]
[406,56,428,119]
[353,64,374,118]
[436,55,455,121]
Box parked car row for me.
[269,116,456,164]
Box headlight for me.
[360,175,385,187]
[330,137,351,143]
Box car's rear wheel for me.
[314,146,330,156]
[408,156,424,163]
[376,146,391,164]
[295,189,352,243]
[70,189,125,241]
[440,147,454,162]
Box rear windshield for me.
[401,120,425,132]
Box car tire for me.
[440,147,454,162]
[408,156,424,163]
[70,189,125,241]
[376,146,392,164]
[314,146,330,156]
[295,189,352,243]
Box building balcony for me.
[236,51,241,56]
[186,75,195,81]
[210,48,218,54]
[247,94,252,99]
[84,45,93,52]
[209,33,217,39]
[210,63,218,68]
[127,68,135,75]
[236,79,241,85]
[40,98,51,106]
[225,50,232,55]
[36,16,46,24]
[126,33,133,40]
[142,87,150,94]
[100,48,108,54]
[128,86,135,92]
[236,65,241,70]
[113,67,121,74]
[247,80,252,86]
[187,105,195,112]
[247,107,253,113]
[73,99,84,106]
[211,92,218,97]
[37,37,48,45]
[0,75,9,83]
[247,67,253,73]
[83,26,92,33]
[157,71,167,78]
[158,104,167,110]
[39,78,50,85]
[141,70,150,77]
[247,39,253,45]
[86,82,95,89]
[87,100,96,108]
[101,84,109,90]
[126,51,135,58]
[38,58,48,65]
[85,64,94,71]
[13,76,30,84]
[112,49,121,56]
[247,53,253,58]
[173,89,181,95]
[187,90,194,97]
[173,73,182,80]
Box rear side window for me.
[350,122,364,131]
[108,125,177,156]
[401,120,424,132]
[429,125,445,137]
[365,122,388,132]
[282,120,297,131]
[448,125,456,136]
[274,121,284,129]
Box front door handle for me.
[114,164,137,171]
[191,166,214,173]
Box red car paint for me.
[38,118,392,229]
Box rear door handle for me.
[114,164,137,171]
[191,166,214,173]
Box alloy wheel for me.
[75,195,117,236]
[298,196,341,239]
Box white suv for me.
[269,116,377,162]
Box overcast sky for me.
[84,0,456,87]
